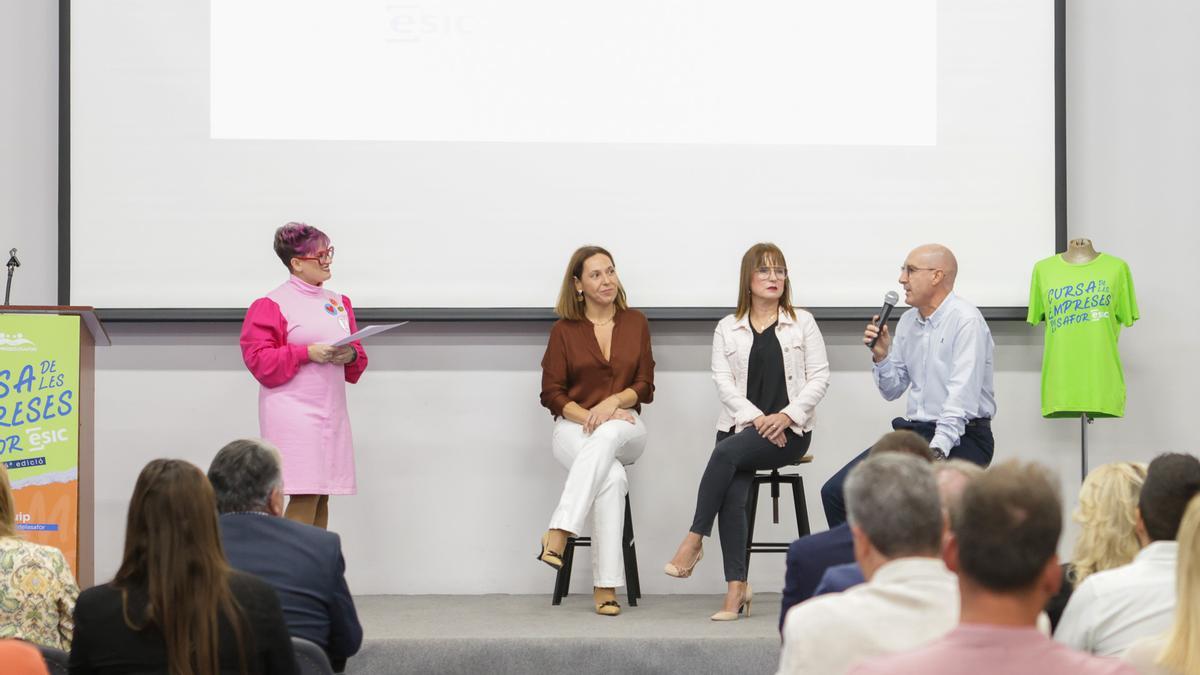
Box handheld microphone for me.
[6,249,18,268]
[867,291,899,349]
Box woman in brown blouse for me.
[538,245,655,616]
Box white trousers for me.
[548,413,647,588]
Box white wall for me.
[0,0,57,306]
[3,0,1199,595]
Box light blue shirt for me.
[873,291,996,452]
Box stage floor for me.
[346,593,784,674]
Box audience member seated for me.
[1055,453,1200,656]
[848,460,1136,675]
[69,459,296,674]
[208,439,363,671]
[1123,493,1200,675]
[0,639,50,675]
[0,465,78,649]
[777,454,955,675]
[811,460,984,597]
[1046,461,1147,629]
[779,430,934,629]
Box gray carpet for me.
[346,594,784,675]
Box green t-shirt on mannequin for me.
[1027,249,1138,418]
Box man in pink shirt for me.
[849,461,1136,675]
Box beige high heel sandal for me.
[537,531,564,570]
[594,587,621,616]
[710,583,753,621]
[663,546,704,578]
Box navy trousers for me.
[820,417,993,528]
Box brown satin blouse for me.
[540,309,655,418]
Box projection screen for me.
[67,0,1059,314]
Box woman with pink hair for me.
[239,222,368,529]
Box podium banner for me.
[0,314,80,577]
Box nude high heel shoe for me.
[663,546,704,578]
[594,587,621,616]
[537,531,564,570]
[710,583,753,621]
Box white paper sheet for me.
[331,322,408,346]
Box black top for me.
[69,572,296,675]
[747,321,789,416]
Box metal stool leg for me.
[622,494,640,606]
[552,538,573,605]
[790,476,810,537]
[744,478,762,574]
[770,469,782,523]
[561,538,578,599]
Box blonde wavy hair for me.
[1158,494,1200,672]
[0,464,16,538]
[1069,461,1147,585]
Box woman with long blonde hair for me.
[1071,461,1148,585]
[1044,462,1147,629]
[69,459,294,674]
[1123,493,1200,674]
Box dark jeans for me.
[690,427,813,582]
[820,417,994,528]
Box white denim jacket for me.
[712,308,830,434]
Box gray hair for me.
[845,453,943,558]
[207,439,283,514]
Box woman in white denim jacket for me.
[664,242,830,620]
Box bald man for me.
[820,244,996,527]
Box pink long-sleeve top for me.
[240,275,368,494]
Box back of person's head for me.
[1071,461,1148,584]
[115,459,245,675]
[0,464,16,537]
[1160,494,1200,673]
[1139,453,1200,542]
[0,639,50,675]
[207,439,283,514]
[845,453,942,558]
[934,460,984,511]
[868,430,935,462]
[952,460,1062,591]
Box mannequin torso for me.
[1061,238,1099,264]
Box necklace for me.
[751,312,777,333]
[588,313,616,327]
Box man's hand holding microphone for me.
[864,291,899,362]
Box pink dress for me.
[239,275,368,495]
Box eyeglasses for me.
[295,246,335,263]
[755,266,788,279]
[900,265,940,276]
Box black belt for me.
[900,417,991,429]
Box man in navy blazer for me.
[208,439,363,672]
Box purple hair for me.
[273,222,329,270]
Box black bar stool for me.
[552,494,641,607]
[744,455,812,574]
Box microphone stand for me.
[4,248,19,306]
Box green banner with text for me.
[0,314,80,578]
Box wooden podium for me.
[0,306,108,588]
